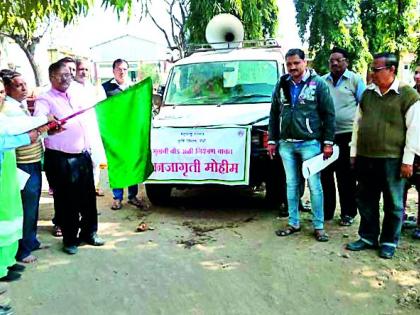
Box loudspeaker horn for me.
[205,14,244,49]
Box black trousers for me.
[44,149,98,246]
[321,132,357,220]
[356,157,405,246]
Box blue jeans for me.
[16,162,42,260]
[279,140,324,229]
[356,157,405,247]
[112,185,138,201]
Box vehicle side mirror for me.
[152,93,163,115]
[157,84,166,96]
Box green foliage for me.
[187,0,278,44]
[293,0,420,74]
[138,63,161,85]
[0,0,135,85]
[360,0,419,55]
[0,0,98,85]
[294,0,370,74]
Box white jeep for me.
[145,41,286,206]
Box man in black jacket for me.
[102,58,144,210]
[268,48,335,242]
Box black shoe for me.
[80,233,105,246]
[346,239,378,251]
[63,245,78,255]
[0,271,21,282]
[379,245,395,259]
[7,264,25,272]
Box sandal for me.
[339,215,354,226]
[275,225,301,237]
[52,225,62,237]
[110,199,122,210]
[128,197,144,209]
[412,228,420,240]
[314,229,329,242]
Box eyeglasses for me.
[370,66,388,73]
[54,73,72,79]
[329,58,346,63]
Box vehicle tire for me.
[265,179,283,207]
[145,184,172,206]
[265,159,285,208]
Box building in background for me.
[90,34,172,88]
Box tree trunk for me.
[14,39,42,86]
[22,45,42,86]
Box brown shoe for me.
[111,199,122,210]
[95,189,105,197]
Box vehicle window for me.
[165,60,279,105]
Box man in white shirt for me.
[2,72,47,264]
[75,59,107,197]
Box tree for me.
[0,0,279,84]
[140,0,278,59]
[140,0,190,58]
[187,0,278,44]
[360,0,419,56]
[294,0,369,74]
[0,0,135,85]
[293,0,420,74]
[0,0,109,85]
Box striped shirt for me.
[2,97,43,164]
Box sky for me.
[51,0,301,56]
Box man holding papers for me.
[268,48,335,242]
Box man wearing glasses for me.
[346,53,420,259]
[34,61,105,255]
[102,58,145,211]
[321,47,366,226]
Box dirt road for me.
[10,183,420,315]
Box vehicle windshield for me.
[164,60,279,105]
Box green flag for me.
[95,77,154,188]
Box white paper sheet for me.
[302,145,340,179]
[17,168,30,190]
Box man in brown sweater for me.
[346,53,420,258]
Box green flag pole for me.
[95,77,154,188]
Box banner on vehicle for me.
[146,126,250,185]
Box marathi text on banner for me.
[146,127,250,185]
